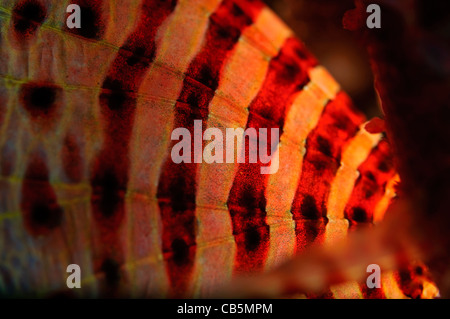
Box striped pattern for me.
[0,0,437,298]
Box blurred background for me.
[264,0,381,119]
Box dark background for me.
[264,0,380,118]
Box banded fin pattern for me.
[0,0,438,298]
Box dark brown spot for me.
[171,238,189,266]
[100,258,121,287]
[415,266,424,276]
[30,203,62,229]
[316,135,332,157]
[21,154,64,236]
[352,207,367,223]
[365,190,375,199]
[196,65,218,90]
[20,83,61,119]
[126,47,151,67]
[378,159,392,172]
[244,227,261,252]
[92,168,122,218]
[366,171,376,182]
[301,195,320,219]
[100,78,129,111]
[12,0,46,39]
[310,159,328,172]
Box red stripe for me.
[156,0,262,297]
[344,139,395,231]
[347,139,395,299]
[291,92,364,253]
[394,265,425,299]
[228,37,317,275]
[90,0,177,296]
